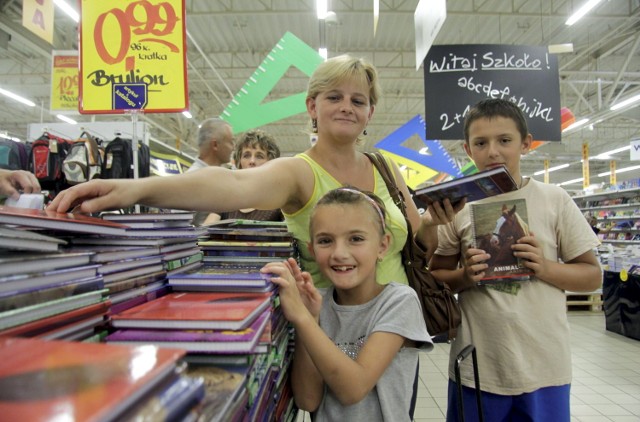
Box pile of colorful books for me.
[112,219,297,421]
[0,206,117,340]
[0,208,204,334]
[0,208,298,421]
[0,336,205,421]
[71,212,205,313]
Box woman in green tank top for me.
[49,55,461,288]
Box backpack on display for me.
[63,132,104,185]
[28,132,71,192]
[0,139,29,170]
[102,137,150,179]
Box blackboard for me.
[423,44,561,141]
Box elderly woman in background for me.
[219,129,283,222]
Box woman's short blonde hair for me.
[307,54,381,106]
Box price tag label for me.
[79,0,187,114]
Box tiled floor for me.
[415,312,640,422]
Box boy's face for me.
[463,116,531,182]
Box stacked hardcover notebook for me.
[0,337,204,421]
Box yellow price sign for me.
[79,0,187,114]
[50,51,79,112]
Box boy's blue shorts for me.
[446,379,570,422]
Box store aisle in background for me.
[415,312,640,421]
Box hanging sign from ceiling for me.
[22,0,54,44]
[79,0,187,114]
[50,51,79,113]
[414,0,446,70]
[424,44,561,142]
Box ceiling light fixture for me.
[565,0,604,26]
[597,165,640,177]
[318,48,327,60]
[610,93,640,111]
[0,87,35,107]
[53,0,80,23]
[316,0,327,19]
[557,177,584,186]
[533,163,570,176]
[562,118,589,132]
[592,145,631,160]
[56,114,77,124]
[548,43,574,54]
[182,111,192,119]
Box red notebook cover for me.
[106,309,270,354]
[111,291,273,330]
[0,206,128,236]
[0,337,184,422]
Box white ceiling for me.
[0,0,639,189]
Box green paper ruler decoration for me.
[460,161,479,175]
[221,32,324,133]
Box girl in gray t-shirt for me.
[262,187,432,421]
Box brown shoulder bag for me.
[366,152,461,341]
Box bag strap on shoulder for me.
[365,152,408,217]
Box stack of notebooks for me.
[80,212,205,314]
[105,291,273,354]
[104,291,291,420]
[199,220,297,421]
[107,219,298,421]
[0,208,298,421]
[0,250,109,341]
[0,207,201,321]
[0,208,204,339]
[0,206,119,341]
[0,336,205,421]
[197,219,293,269]
[99,212,205,275]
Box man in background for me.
[186,117,235,225]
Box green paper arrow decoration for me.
[221,32,324,133]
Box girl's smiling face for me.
[309,202,388,297]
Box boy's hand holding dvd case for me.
[413,165,518,206]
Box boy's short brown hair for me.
[463,99,529,143]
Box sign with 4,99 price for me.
[79,0,187,114]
